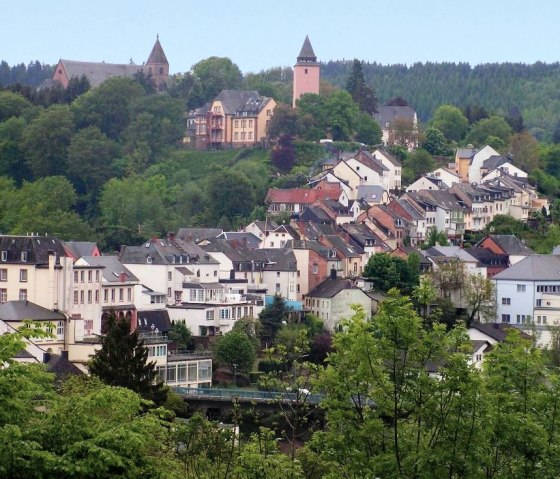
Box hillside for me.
[321,60,560,140]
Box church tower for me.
[292,36,320,107]
[145,35,169,91]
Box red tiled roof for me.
[266,187,341,204]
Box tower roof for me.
[146,35,169,65]
[297,35,317,62]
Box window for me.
[168,271,172,281]
[0,269,6,282]
[74,271,79,283]
[95,290,99,303]
[156,366,166,382]
[219,308,230,320]
[84,320,93,335]
[188,363,197,381]
[73,290,79,304]
[517,284,526,292]
[199,361,211,380]
[501,314,510,323]
[56,321,64,336]
[1,251,6,261]
[119,288,124,302]
[21,251,28,262]
[178,364,187,382]
[80,271,84,283]
[248,132,253,140]
[312,263,318,275]
[19,269,27,282]
[19,289,27,301]
[104,289,108,303]
[111,289,115,302]
[88,290,92,304]
[248,119,253,127]
[174,291,182,303]
[276,283,281,293]
[127,288,132,302]
[234,132,239,140]
[501,298,511,305]
[206,310,214,321]
[80,291,84,304]
[166,367,176,383]
[95,270,100,282]
[167,288,172,298]
[0,289,6,303]
[88,271,92,283]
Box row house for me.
[120,236,220,305]
[318,234,363,278]
[261,224,299,249]
[187,90,276,150]
[477,234,534,266]
[288,239,332,301]
[243,220,278,243]
[265,185,344,215]
[480,154,528,181]
[339,223,390,260]
[414,190,467,243]
[400,192,438,240]
[450,182,514,231]
[357,204,413,249]
[454,145,499,183]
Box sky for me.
[2,0,559,74]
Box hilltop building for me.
[292,36,320,107]
[52,36,169,91]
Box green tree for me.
[168,321,193,352]
[0,90,33,122]
[22,104,74,178]
[466,115,513,147]
[191,57,243,104]
[363,252,419,294]
[259,294,289,346]
[429,104,469,142]
[205,169,255,223]
[404,148,435,179]
[425,226,450,246]
[72,77,145,139]
[88,315,167,406]
[422,126,450,156]
[0,116,31,182]
[266,103,301,139]
[66,125,119,207]
[271,134,296,173]
[214,330,256,374]
[354,112,382,145]
[324,90,360,141]
[464,273,496,326]
[345,59,378,115]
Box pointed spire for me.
[147,35,168,65]
[297,35,317,62]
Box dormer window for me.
[146,255,152,264]
[21,251,28,262]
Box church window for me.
[305,68,308,74]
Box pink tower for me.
[292,35,320,108]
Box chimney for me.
[330,268,337,280]
[119,271,126,283]
[43,352,51,363]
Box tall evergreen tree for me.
[88,315,167,406]
[345,59,378,115]
[259,294,289,345]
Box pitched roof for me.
[63,241,99,259]
[146,36,168,65]
[353,150,389,174]
[297,35,317,62]
[357,185,387,203]
[217,232,261,249]
[374,148,402,167]
[373,106,416,127]
[493,255,560,281]
[456,147,478,159]
[57,60,141,88]
[137,310,171,333]
[265,187,341,204]
[215,90,271,116]
[0,301,66,322]
[0,235,66,265]
[306,278,359,298]
[470,322,531,342]
[177,228,223,243]
[482,235,534,256]
[45,354,85,381]
[80,255,139,283]
[483,155,510,170]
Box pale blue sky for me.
[2,0,559,74]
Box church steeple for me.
[292,35,320,107]
[145,35,169,91]
[297,35,317,63]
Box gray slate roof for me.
[373,106,416,128]
[146,37,168,64]
[483,235,534,256]
[297,35,317,62]
[0,235,66,265]
[306,278,358,298]
[137,310,171,333]
[215,90,271,116]
[80,255,139,283]
[357,185,387,203]
[58,60,141,88]
[470,322,531,341]
[0,301,66,322]
[177,228,223,243]
[493,255,560,281]
[483,155,510,170]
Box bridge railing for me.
[173,386,324,405]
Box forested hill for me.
[321,60,560,140]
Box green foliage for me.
[425,226,450,246]
[363,252,419,294]
[205,169,255,223]
[422,126,450,156]
[345,59,378,115]
[191,56,243,105]
[0,90,33,122]
[466,114,513,148]
[404,148,436,179]
[429,104,469,142]
[168,321,193,351]
[214,331,256,373]
[88,315,167,406]
[354,112,382,145]
[259,294,289,345]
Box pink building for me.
[292,36,320,107]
